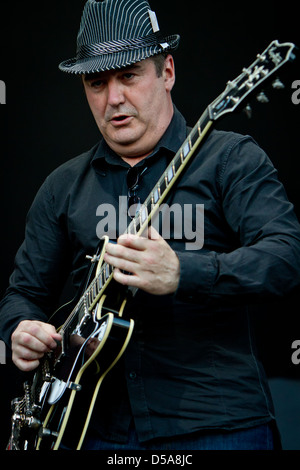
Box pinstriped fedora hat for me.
[59,0,180,74]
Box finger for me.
[12,320,61,351]
[117,234,149,250]
[119,227,163,247]
[12,356,41,373]
[42,325,62,347]
[12,341,45,372]
[105,240,144,263]
[13,342,45,361]
[113,268,142,287]
[104,251,138,275]
[147,225,161,240]
[33,321,62,341]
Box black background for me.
[0,0,299,450]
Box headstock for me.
[208,40,296,121]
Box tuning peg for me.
[243,104,252,119]
[256,91,269,103]
[272,78,285,90]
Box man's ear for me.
[163,54,176,92]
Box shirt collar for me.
[91,105,187,170]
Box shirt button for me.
[129,371,137,380]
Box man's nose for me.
[107,78,126,106]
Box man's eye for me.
[91,80,103,88]
[123,73,134,80]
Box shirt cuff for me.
[174,250,217,303]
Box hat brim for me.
[59,34,180,74]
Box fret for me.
[173,156,181,173]
[140,205,148,225]
[199,109,211,132]
[105,263,110,279]
[135,219,141,233]
[88,285,92,306]
[197,121,202,137]
[182,141,190,159]
[190,124,201,147]
[167,164,175,183]
[86,290,91,308]
[128,220,137,235]
[146,200,153,217]
[101,267,106,286]
[92,281,97,300]
[153,186,160,204]
[159,176,167,195]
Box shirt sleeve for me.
[0,179,72,346]
[175,137,300,304]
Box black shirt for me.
[1,106,300,442]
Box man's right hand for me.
[11,320,62,372]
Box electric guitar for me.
[7,39,296,450]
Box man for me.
[1,0,300,450]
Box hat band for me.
[77,33,167,60]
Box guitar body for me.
[7,241,134,450]
[37,310,134,450]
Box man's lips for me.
[110,114,133,126]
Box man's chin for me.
[104,132,147,156]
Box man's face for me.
[82,55,175,162]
